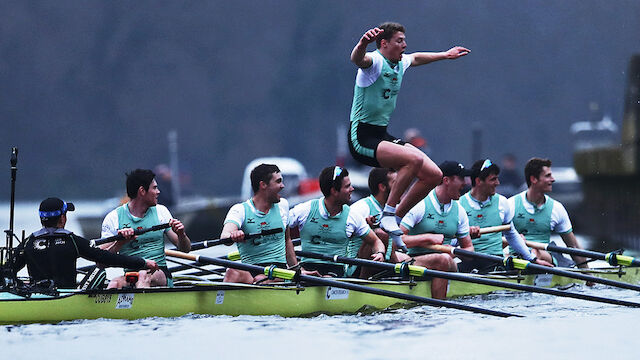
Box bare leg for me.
[413,254,457,299]
[224,268,255,284]
[375,142,442,249]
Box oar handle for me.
[479,224,511,235]
[189,228,283,251]
[90,223,172,246]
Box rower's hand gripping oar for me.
[296,250,640,308]
[90,223,172,247]
[503,239,640,267]
[187,228,283,251]
[430,244,640,293]
[165,249,521,318]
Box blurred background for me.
[1,1,639,248]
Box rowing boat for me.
[2,264,638,325]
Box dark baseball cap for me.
[39,197,75,220]
[439,161,472,177]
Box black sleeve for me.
[74,235,147,270]
[11,239,27,273]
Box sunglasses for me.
[332,166,343,181]
[480,159,493,172]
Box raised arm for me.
[351,27,384,68]
[410,46,470,66]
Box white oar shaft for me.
[478,224,511,235]
[501,238,547,250]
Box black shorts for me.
[248,262,288,278]
[301,262,345,277]
[348,122,405,167]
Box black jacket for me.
[13,227,146,288]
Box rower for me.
[398,161,474,299]
[348,22,469,251]
[349,168,402,278]
[12,197,158,289]
[509,158,589,269]
[101,169,191,288]
[222,164,301,284]
[458,159,552,273]
[289,166,386,277]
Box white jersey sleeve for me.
[347,210,371,238]
[456,203,470,238]
[349,199,371,220]
[355,51,384,87]
[551,201,572,234]
[223,203,246,228]
[401,53,413,72]
[400,200,426,231]
[155,205,173,234]
[101,209,119,238]
[288,200,313,231]
[277,198,290,227]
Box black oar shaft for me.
[295,251,640,308]
[165,250,520,318]
[188,228,283,251]
[450,248,640,292]
[91,223,172,246]
[544,244,640,267]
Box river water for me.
[1,201,638,359]
[1,285,638,359]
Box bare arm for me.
[350,27,383,68]
[166,218,191,252]
[410,46,470,66]
[362,231,386,261]
[560,231,589,269]
[399,225,444,248]
[284,227,298,267]
[457,235,474,252]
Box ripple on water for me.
[1,286,638,359]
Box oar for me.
[296,250,640,308]
[428,244,640,292]
[165,249,521,318]
[89,223,172,247]
[503,239,640,267]
[479,224,511,235]
[186,228,283,251]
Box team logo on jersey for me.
[310,217,318,223]
[247,218,255,224]
[516,213,525,219]
[529,218,535,224]
[33,239,48,250]
[475,214,485,224]
[436,220,446,229]
[321,224,330,232]
[383,72,391,77]
[123,223,131,228]
[426,213,434,219]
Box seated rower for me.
[398,161,475,299]
[458,159,553,273]
[222,164,303,284]
[101,169,191,288]
[349,167,400,278]
[509,158,589,269]
[289,166,386,277]
[12,197,158,289]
